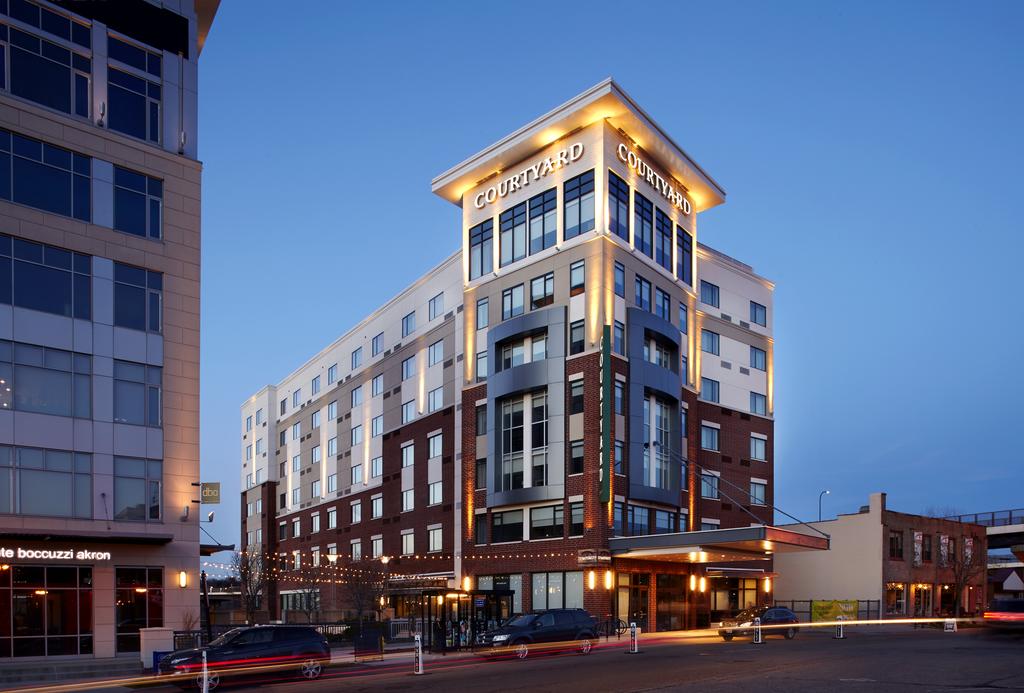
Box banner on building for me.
[964,536,973,564]
[939,534,949,567]
[811,600,858,622]
[913,531,923,567]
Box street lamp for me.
[325,554,340,622]
[818,490,831,522]
[380,556,391,621]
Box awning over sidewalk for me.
[609,525,829,563]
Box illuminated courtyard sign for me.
[473,142,585,209]
[617,143,692,215]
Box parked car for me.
[983,598,1024,630]
[157,625,330,690]
[478,608,599,659]
[718,606,800,641]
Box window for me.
[293,390,301,408]
[533,571,584,610]
[401,356,416,381]
[655,209,672,271]
[750,436,767,461]
[350,425,363,446]
[255,439,264,455]
[371,415,383,437]
[428,339,444,366]
[654,510,675,534]
[428,527,442,552]
[428,481,442,505]
[402,531,415,556]
[350,386,362,408]
[889,530,904,560]
[371,456,382,478]
[678,303,688,334]
[402,443,415,468]
[474,515,488,545]
[502,284,524,320]
[0,446,92,518]
[701,425,720,451]
[279,431,286,447]
[1,341,92,419]
[401,400,415,424]
[569,260,585,296]
[750,392,767,416]
[327,473,337,493]
[634,192,653,257]
[256,408,264,425]
[245,445,252,461]
[401,311,415,337]
[427,387,443,413]
[701,473,720,499]
[563,169,595,239]
[569,503,584,536]
[327,507,337,529]
[327,364,338,385]
[750,301,767,326]
[107,35,162,142]
[113,456,161,521]
[469,219,494,280]
[402,489,414,512]
[5,12,91,118]
[635,276,651,312]
[280,399,287,416]
[922,534,933,562]
[371,495,382,519]
[278,523,287,541]
[501,340,525,370]
[614,440,624,474]
[475,458,486,490]
[608,171,630,240]
[569,440,584,475]
[292,454,301,472]
[531,505,564,540]
[428,292,444,320]
[531,334,547,362]
[614,381,624,415]
[350,347,362,371]
[613,321,625,355]
[493,510,523,543]
[569,320,585,355]
[371,332,383,356]
[750,346,767,371]
[654,288,670,321]
[114,566,163,652]
[628,505,649,535]
[428,433,443,458]
[476,298,489,329]
[701,330,720,355]
[350,540,361,560]
[325,402,336,422]
[700,280,720,308]
[291,422,301,440]
[311,479,321,499]
[351,501,361,524]
[528,187,558,254]
[531,272,554,309]
[750,480,767,506]
[570,380,584,415]
[475,351,488,382]
[676,227,693,285]
[500,201,528,266]
[701,378,720,403]
[113,167,162,239]
[311,411,321,429]
[114,262,161,333]
[371,374,383,397]
[614,262,625,297]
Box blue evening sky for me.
[196,1,1023,554]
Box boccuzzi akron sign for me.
[0,546,112,562]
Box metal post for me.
[752,617,764,645]
[200,570,212,644]
[834,615,846,640]
[626,622,639,654]
[201,649,209,693]
[413,634,424,675]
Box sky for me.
[196,0,1024,555]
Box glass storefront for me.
[885,582,906,615]
[710,578,758,622]
[114,567,163,653]
[0,565,93,657]
[655,574,687,631]
[912,583,933,617]
[617,573,649,631]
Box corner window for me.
[113,167,162,239]
[563,170,595,240]
[113,456,161,521]
[750,481,767,506]
[750,346,767,371]
[0,235,91,319]
[107,35,162,143]
[569,260,585,296]
[5,20,91,119]
[469,219,494,280]
[113,262,161,333]
[750,436,767,461]
[750,392,767,416]
[654,209,672,272]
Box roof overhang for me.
[195,0,220,56]
[201,543,235,557]
[609,525,829,564]
[431,78,726,213]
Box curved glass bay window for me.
[499,390,548,491]
[0,565,93,658]
[641,396,672,491]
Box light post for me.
[380,556,391,623]
[325,554,339,622]
[818,490,831,522]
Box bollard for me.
[834,615,846,640]
[944,619,957,633]
[752,617,764,645]
[626,622,640,654]
[201,649,209,693]
[413,634,424,675]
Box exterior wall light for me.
[689,574,697,591]
[763,577,772,593]
[462,575,471,592]
[178,570,188,588]
[698,577,706,593]
[604,570,613,590]
[588,570,596,590]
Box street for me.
[61,626,1023,693]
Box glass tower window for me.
[0,129,90,222]
[112,456,161,522]
[0,340,91,418]
[0,446,92,518]
[677,227,693,286]
[0,234,91,319]
[107,35,162,143]
[608,171,629,241]
[113,167,162,239]
[633,192,653,257]
[5,22,91,119]
[113,262,162,333]
[655,209,672,272]
[468,219,493,280]
[563,170,594,240]
[499,201,527,267]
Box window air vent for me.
[740,459,751,467]
[721,361,732,370]
[262,453,267,458]
[343,488,351,496]
[243,434,247,440]
[739,367,750,375]
[445,310,454,320]
[456,304,463,313]
[740,413,750,421]
[456,354,463,362]
[740,321,750,329]
[307,399,312,405]
[722,456,733,464]
[443,359,454,368]
[721,313,732,322]
[383,391,390,400]
[344,412,351,420]
[392,386,402,395]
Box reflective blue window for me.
[107,67,160,143]
[113,166,162,239]
[655,209,672,272]
[608,172,629,241]
[0,129,90,221]
[633,192,653,257]
[527,188,556,255]
[114,262,161,333]
[468,219,492,280]
[5,24,90,118]
[0,233,90,319]
[676,226,693,286]
[563,170,594,240]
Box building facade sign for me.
[616,143,692,215]
[0,547,112,562]
[202,482,221,504]
[473,142,584,209]
[913,531,923,567]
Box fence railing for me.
[945,509,1024,527]
[774,600,880,622]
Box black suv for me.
[717,605,800,641]
[479,608,599,659]
[157,625,330,690]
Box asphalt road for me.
[132,626,1024,693]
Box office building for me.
[240,80,825,631]
[0,0,216,659]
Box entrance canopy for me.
[609,525,829,563]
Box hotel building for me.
[240,80,825,632]
[0,0,216,660]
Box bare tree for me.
[234,548,268,625]
[340,560,386,628]
[948,535,986,617]
[923,505,962,519]
[289,559,327,623]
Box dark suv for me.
[157,625,330,690]
[479,608,598,659]
[717,606,800,641]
